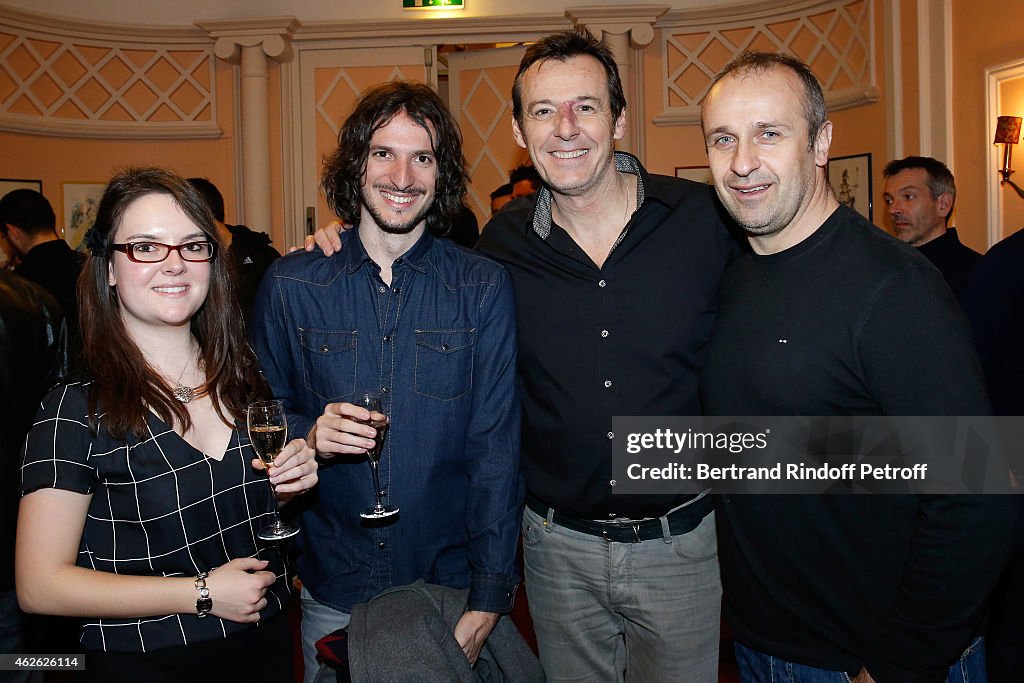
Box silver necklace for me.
[170,349,206,403]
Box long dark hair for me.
[79,167,267,438]
[321,80,468,237]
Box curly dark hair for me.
[511,28,626,129]
[79,167,267,438]
[321,81,468,237]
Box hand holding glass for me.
[354,391,398,519]
[248,400,301,540]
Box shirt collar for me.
[339,226,434,275]
[530,151,648,240]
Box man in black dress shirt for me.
[882,156,981,299]
[0,189,84,354]
[477,29,739,682]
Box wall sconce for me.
[994,115,1024,199]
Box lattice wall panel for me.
[0,29,219,138]
[655,0,877,126]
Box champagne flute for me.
[248,400,301,540]
[354,391,398,519]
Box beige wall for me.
[0,57,289,248]
[952,0,1024,249]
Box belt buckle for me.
[602,521,643,543]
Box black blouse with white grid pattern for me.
[21,381,291,653]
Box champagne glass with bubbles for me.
[248,400,300,540]
[354,391,398,519]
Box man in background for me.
[186,177,280,317]
[0,189,83,353]
[962,227,1024,681]
[489,183,513,215]
[883,156,981,298]
[0,271,67,679]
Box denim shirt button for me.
[381,387,390,393]
[320,345,329,353]
[393,287,401,294]
[441,343,449,351]
[378,286,386,294]
[383,335,391,343]
[378,541,386,549]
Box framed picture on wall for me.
[828,153,872,221]
[61,182,106,250]
[675,166,713,185]
[0,178,42,197]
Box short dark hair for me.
[0,189,56,236]
[883,156,956,201]
[80,167,264,438]
[512,28,626,129]
[321,80,468,237]
[509,164,541,190]
[490,183,512,201]
[186,177,226,222]
[704,51,827,150]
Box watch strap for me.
[194,571,212,618]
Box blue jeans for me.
[300,587,351,683]
[735,637,987,682]
[522,503,722,682]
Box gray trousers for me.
[522,505,722,682]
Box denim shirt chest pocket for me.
[299,328,357,402]
[414,328,475,401]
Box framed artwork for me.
[828,153,872,221]
[675,166,713,185]
[0,178,42,197]
[61,182,106,250]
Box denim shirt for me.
[250,228,522,614]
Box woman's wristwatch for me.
[194,572,212,618]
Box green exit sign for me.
[403,0,464,8]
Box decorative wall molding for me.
[0,5,220,138]
[567,6,670,160]
[652,0,878,126]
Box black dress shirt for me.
[477,152,742,520]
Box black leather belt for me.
[525,495,713,543]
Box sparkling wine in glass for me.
[354,391,398,519]
[248,400,300,540]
